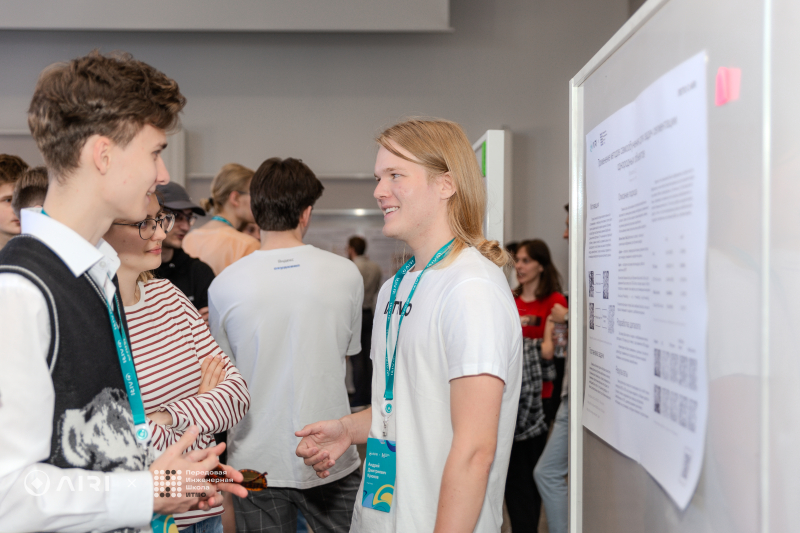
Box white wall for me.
[0,0,628,278]
[0,0,450,32]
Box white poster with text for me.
[583,51,708,509]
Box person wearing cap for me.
[156,182,216,321]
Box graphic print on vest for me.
[57,387,151,471]
[1,237,152,533]
[384,300,413,316]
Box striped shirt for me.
[125,278,251,528]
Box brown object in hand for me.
[521,315,541,327]
[240,469,268,491]
[207,466,268,491]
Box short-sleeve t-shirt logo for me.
[384,300,412,317]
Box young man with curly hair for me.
[0,51,246,532]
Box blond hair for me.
[200,163,254,214]
[137,271,154,284]
[376,118,509,268]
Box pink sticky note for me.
[715,67,741,106]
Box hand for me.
[550,303,568,323]
[150,427,248,515]
[295,419,353,479]
[198,306,210,323]
[542,315,555,360]
[147,410,174,426]
[198,354,226,395]
[544,315,555,338]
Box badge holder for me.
[363,438,396,513]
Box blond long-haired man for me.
[296,118,522,533]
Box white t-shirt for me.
[208,244,364,489]
[350,247,522,533]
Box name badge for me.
[362,438,396,513]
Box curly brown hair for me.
[27,50,186,180]
[12,166,48,215]
[0,154,29,186]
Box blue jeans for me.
[534,397,569,533]
[181,515,223,533]
[296,510,309,532]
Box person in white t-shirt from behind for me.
[208,157,364,533]
[296,118,523,533]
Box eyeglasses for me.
[113,214,175,240]
[166,210,198,226]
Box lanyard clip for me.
[134,422,151,447]
[381,398,394,418]
[381,399,393,438]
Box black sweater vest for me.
[0,236,149,472]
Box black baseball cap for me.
[156,182,206,216]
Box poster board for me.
[568,0,800,530]
[581,51,709,510]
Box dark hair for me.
[0,154,29,186]
[514,239,563,300]
[505,241,519,255]
[564,203,569,212]
[28,50,186,180]
[12,166,49,216]
[250,157,324,231]
[348,236,367,256]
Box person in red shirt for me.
[504,238,565,532]
[513,239,567,408]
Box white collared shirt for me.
[0,209,153,532]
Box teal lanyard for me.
[105,293,151,446]
[381,239,454,432]
[211,215,234,228]
[42,208,150,446]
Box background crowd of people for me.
[0,51,571,533]
[2,151,572,533]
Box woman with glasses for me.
[182,163,260,275]
[103,193,251,532]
